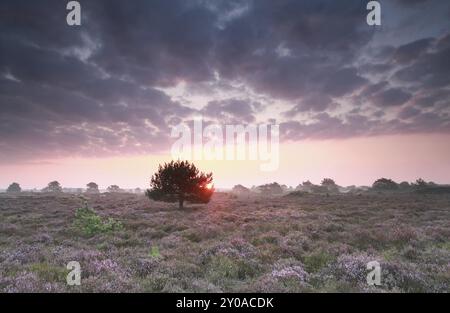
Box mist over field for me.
[1,180,449,292]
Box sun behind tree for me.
[146,160,214,209]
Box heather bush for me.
[141,273,170,292]
[132,258,160,277]
[0,191,448,292]
[332,253,375,284]
[205,254,258,284]
[271,259,309,283]
[253,259,310,292]
[199,238,258,264]
[381,262,429,292]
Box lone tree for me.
[232,184,250,195]
[257,182,283,195]
[7,182,21,193]
[372,178,398,191]
[414,178,428,189]
[398,181,411,191]
[146,160,214,209]
[107,185,122,193]
[321,178,336,186]
[43,181,62,193]
[86,182,99,194]
[321,178,339,193]
[296,180,314,192]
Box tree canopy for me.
[86,182,99,194]
[43,181,62,193]
[7,182,21,193]
[372,178,398,191]
[146,160,214,209]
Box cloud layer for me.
[0,0,449,162]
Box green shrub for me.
[303,251,334,273]
[73,204,123,236]
[149,246,161,258]
[29,262,68,282]
[206,255,257,283]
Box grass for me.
[302,251,334,273]
[29,262,68,282]
[0,192,449,292]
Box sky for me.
[0,0,449,189]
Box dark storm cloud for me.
[323,68,368,97]
[392,38,434,64]
[85,0,217,86]
[202,99,260,123]
[372,88,412,107]
[398,106,421,120]
[413,89,450,108]
[393,39,450,88]
[280,109,450,142]
[395,0,430,6]
[0,0,449,162]
[359,81,389,98]
[213,0,372,100]
[283,94,339,115]
[280,113,383,141]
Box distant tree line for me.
[4,181,143,194]
[230,177,450,196]
[371,178,446,193]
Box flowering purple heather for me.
[0,192,448,292]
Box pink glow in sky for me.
[2,134,449,190]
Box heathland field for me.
[0,192,449,292]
